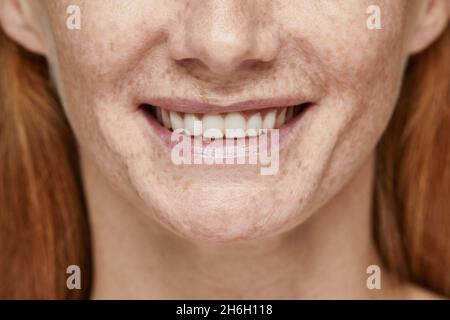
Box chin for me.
[136,181,308,242]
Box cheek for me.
[302,2,407,87]
[280,1,410,211]
[42,1,171,190]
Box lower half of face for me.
[46,0,411,241]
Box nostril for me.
[239,59,270,71]
[176,57,209,73]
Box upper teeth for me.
[155,107,295,138]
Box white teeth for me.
[184,113,202,136]
[202,114,224,139]
[170,111,184,131]
[246,113,262,137]
[161,109,172,129]
[154,106,295,137]
[263,110,276,130]
[224,112,246,138]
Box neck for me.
[84,153,394,299]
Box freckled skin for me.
[35,0,415,241]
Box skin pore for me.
[1,0,449,298]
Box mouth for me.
[139,99,313,139]
[138,98,314,166]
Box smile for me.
[138,98,315,163]
[140,98,313,139]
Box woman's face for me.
[23,0,428,240]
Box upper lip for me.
[140,97,312,114]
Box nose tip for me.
[197,33,256,75]
[169,3,280,76]
[179,32,275,75]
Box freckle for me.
[164,67,172,77]
[182,180,191,191]
[109,41,115,52]
[289,61,298,70]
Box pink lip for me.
[140,97,310,114]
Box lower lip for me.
[139,104,313,159]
